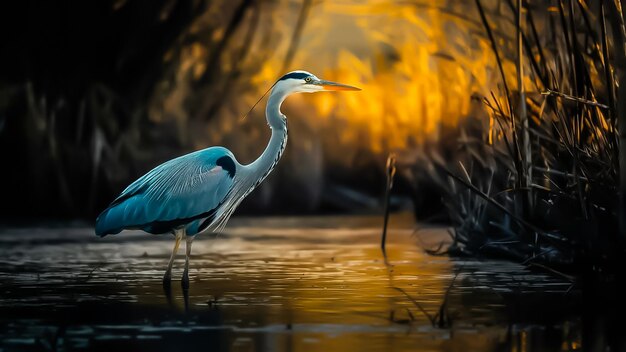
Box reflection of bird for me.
[95,71,359,288]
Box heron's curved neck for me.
[266,90,288,130]
[247,89,289,181]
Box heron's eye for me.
[304,77,312,83]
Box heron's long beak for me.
[317,79,361,91]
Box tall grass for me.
[0,0,290,219]
[435,0,624,273]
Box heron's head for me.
[274,70,360,94]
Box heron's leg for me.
[182,235,194,289]
[163,230,183,284]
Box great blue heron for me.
[95,70,360,288]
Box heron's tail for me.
[95,205,126,237]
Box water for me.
[0,214,581,351]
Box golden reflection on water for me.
[0,215,579,351]
[135,217,452,327]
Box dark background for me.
[0,0,481,222]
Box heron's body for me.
[95,70,358,287]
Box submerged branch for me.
[392,287,435,325]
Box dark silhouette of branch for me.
[281,0,312,73]
[197,0,253,86]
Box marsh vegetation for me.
[1,0,624,350]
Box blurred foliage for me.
[0,0,283,218]
[0,0,511,219]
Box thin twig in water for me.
[392,287,435,325]
[527,262,575,282]
[522,247,556,265]
[433,268,461,328]
[381,153,396,256]
[76,263,106,284]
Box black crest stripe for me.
[279,72,309,81]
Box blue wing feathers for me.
[95,147,236,237]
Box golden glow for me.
[245,1,519,157]
[156,1,535,162]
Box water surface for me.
[0,215,580,351]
